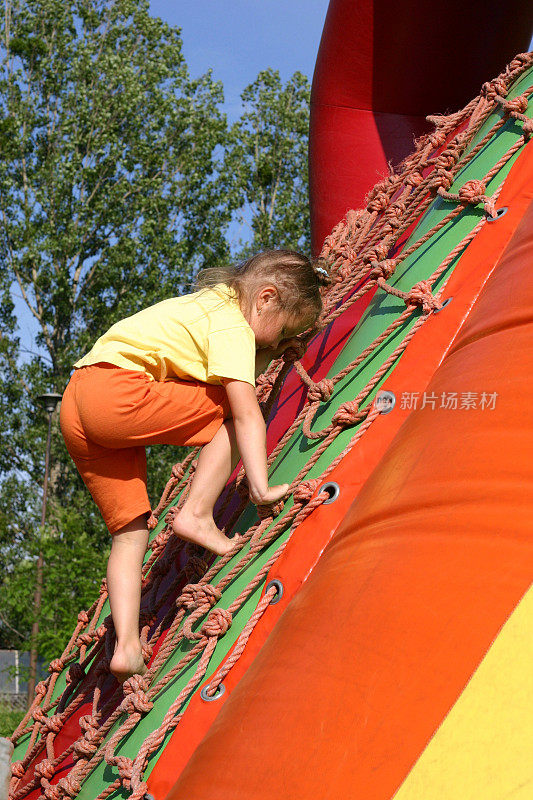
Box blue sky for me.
[148,1,329,119]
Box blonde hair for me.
[195,249,330,324]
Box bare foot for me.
[110,641,147,684]
[172,506,238,556]
[250,482,290,506]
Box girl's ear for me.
[256,284,280,310]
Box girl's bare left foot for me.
[172,506,239,556]
[110,641,147,684]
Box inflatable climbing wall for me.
[9,7,533,800]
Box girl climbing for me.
[60,249,328,681]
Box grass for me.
[0,703,25,739]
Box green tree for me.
[225,69,311,256]
[0,0,229,660]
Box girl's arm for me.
[223,378,288,505]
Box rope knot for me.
[384,202,405,229]
[405,169,424,187]
[257,499,285,520]
[433,151,457,172]
[337,264,353,281]
[171,463,185,480]
[346,208,365,229]
[11,760,26,779]
[48,658,64,674]
[75,631,95,648]
[509,52,531,70]
[366,191,390,213]
[42,713,63,734]
[458,179,486,205]
[35,680,48,698]
[43,786,61,800]
[73,738,98,761]
[367,177,393,199]
[406,280,442,313]
[57,775,82,798]
[76,715,100,760]
[95,623,108,640]
[120,688,153,715]
[181,582,222,611]
[429,168,454,192]
[34,758,56,780]
[293,478,322,503]
[32,706,48,725]
[363,242,389,264]
[99,579,108,596]
[332,401,362,427]
[481,77,508,101]
[369,258,396,280]
[79,714,99,735]
[147,512,158,530]
[505,94,529,115]
[123,674,150,695]
[77,610,89,625]
[201,607,232,638]
[307,378,334,403]
[522,117,533,137]
[115,755,134,787]
[427,129,447,149]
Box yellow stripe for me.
[394,584,533,800]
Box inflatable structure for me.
[8,8,533,800]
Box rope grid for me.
[9,52,533,800]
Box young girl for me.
[60,249,327,681]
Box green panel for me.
[13,66,532,798]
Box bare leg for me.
[173,419,240,555]
[108,515,149,683]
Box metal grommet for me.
[201,682,226,702]
[374,390,396,414]
[318,481,340,504]
[486,206,508,222]
[265,579,284,604]
[433,296,453,314]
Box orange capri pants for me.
[60,363,230,534]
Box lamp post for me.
[27,392,63,706]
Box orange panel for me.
[162,150,533,799]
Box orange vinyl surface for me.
[161,147,533,799]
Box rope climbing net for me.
[9,51,533,800]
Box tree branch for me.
[0,609,25,640]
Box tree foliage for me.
[225,69,311,255]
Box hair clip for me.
[315,265,329,277]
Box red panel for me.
[309,0,533,253]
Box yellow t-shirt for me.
[74,284,256,386]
